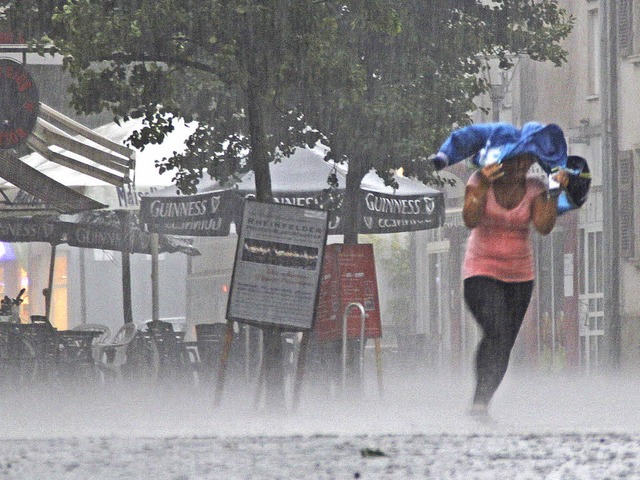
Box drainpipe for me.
[601,0,621,367]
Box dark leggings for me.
[464,276,534,406]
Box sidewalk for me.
[1,370,640,478]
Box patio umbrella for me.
[233,147,445,234]
[140,146,446,236]
[0,214,199,323]
[59,210,199,256]
[0,214,197,256]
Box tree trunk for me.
[343,161,367,245]
[247,84,284,410]
[247,84,272,202]
[117,210,133,324]
[245,8,283,410]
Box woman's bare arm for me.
[463,164,502,229]
[532,170,569,235]
[532,194,558,235]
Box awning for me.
[0,149,106,213]
[0,103,135,215]
[28,104,134,186]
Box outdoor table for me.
[56,329,103,381]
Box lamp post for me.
[490,83,506,122]
[479,55,519,123]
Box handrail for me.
[341,302,366,392]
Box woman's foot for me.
[468,403,489,417]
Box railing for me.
[341,302,366,392]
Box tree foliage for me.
[297,1,573,241]
[3,0,573,240]
[0,0,66,40]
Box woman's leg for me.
[504,281,534,345]
[464,277,533,407]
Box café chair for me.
[194,323,229,385]
[71,323,111,344]
[0,323,38,386]
[93,323,138,382]
[20,318,59,381]
[145,320,190,385]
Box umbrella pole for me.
[117,210,134,324]
[45,243,56,323]
[121,253,133,324]
[151,232,160,322]
[79,249,87,324]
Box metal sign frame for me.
[226,200,329,331]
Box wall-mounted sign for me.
[0,58,39,149]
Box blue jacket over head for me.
[432,122,590,215]
[433,122,567,172]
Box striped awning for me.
[0,149,106,214]
[0,103,135,215]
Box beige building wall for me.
[496,0,614,369]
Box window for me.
[619,0,633,56]
[618,150,635,259]
[619,0,640,57]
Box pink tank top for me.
[463,172,545,282]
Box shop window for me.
[50,252,69,330]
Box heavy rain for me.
[0,1,636,478]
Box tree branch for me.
[103,52,220,75]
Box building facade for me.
[611,0,640,367]
[413,0,629,374]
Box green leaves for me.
[3,0,572,217]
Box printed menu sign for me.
[227,200,329,330]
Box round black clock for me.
[0,58,39,149]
